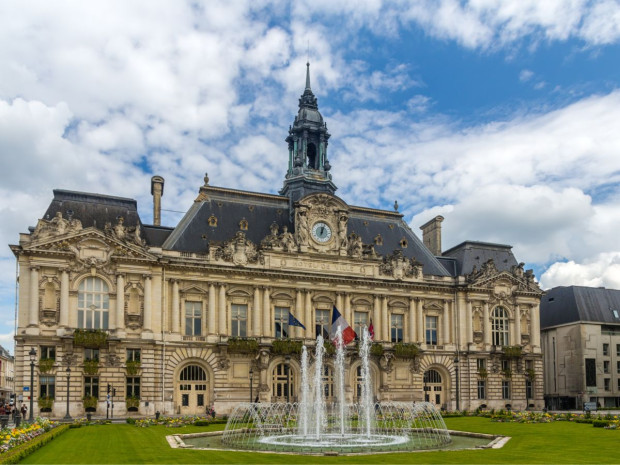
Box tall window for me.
[126,349,141,362]
[231,304,247,337]
[477,380,486,399]
[604,361,610,373]
[391,314,403,343]
[322,365,334,400]
[603,343,609,356]
[84,376,99,398]
[477,359,486,371]
[502,380,511,399]
[492,307,509,346]
[185,301,202,336]
[275,307,289,338]
[84,348,99,361]
[40,346,56,361]
[525,379,533,400]
[604,378,611,391]
[585,358,596,386]
[425,316,437,345]
[39,376,55,398]
[126,377,140,398]
[315,309,330,339]
[78,277,109,329]
[272,363,294,400]
[354,312,369,340]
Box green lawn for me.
[20,418,620,464]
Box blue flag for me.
[288,312,306,330]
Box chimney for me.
[150,176,165,226]
[420,215,444,256]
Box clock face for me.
[311,222,332,243]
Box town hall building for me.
[11,64,544,417]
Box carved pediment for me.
[379,250,423,281]
[466,259,541,293]
[295,193,349,254]
[26,228,156,269]
[214,231,263,266]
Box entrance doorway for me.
[423,369,444,407]
[177,365,209,415]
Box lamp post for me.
[285,355,291,404]
[64,367,72,420]
[28,348,36,422]
[249,368,254,404]
[453,356,460,412]
[525,373,529,411]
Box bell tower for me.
[280,63,337,208]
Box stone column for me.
[59,269,69,327]
[408,298,416,343]
[373,295,381,341]
[514,304,521,346]
[262,287,271,338]
[143,275,152,331]
[304,291,312,339]
[116,274,125,331]
[29,267,39,327]
[483,302,491,346]
[171,280,180,334]
[466,300,473,345]
[443,300,450,345]
[344,294,352,329]
[531,304,541,348]
[381,296,389,342]
[295,290,303,339]
[218,284,227,336]
[417,298,424,342]
[253,287,261,337]
[208,283,216,335]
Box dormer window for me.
[400,238,408,248]
[239,219,249,231]
[613,309,619,319]
[374,234,383,246]
[208,215,218,227]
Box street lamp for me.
[525,372,530,411]
[64,367,72,420]
[249,368,254,404]
[453,356,460,412]
[285,355,291,404]
[28,348,36,422]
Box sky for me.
[1,0,620,353]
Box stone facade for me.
[11,65,544,417]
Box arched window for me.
[307,143,317,169]
[180,365,207,381]
[178,365,208,408]
[78,277,109,329]
[492,307,510,346]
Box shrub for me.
[37,396,54,411]
[393,342,420,359]
[126,396,140,409]
[83,359,99,375]
[125,360,141,375]
[477,368,488,378]
[271,339,302,355]
[73,329,108,348]
[228,338,259,354]
[126,418,136,425]
[193,420,211,426]
[369,343,384,357]
[37,358,55,374]
[502,346,523,359]
[82,395,98,410]
[593,420,610,428]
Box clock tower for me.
[280,63,337,213]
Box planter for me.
[38,396,54,411]
[38,358,55,374]
[393,342,420,359]
[502,346,523,359]
[83,395,98,410]
[126,396,140,410]
[227,338,259,355]
[73,329,108,348]
[271,339,302,356]
[127,407,139,412]
[126,360,141,375]
[84,359,99,375]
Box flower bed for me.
[131,415,227,428]
[443,409,620,428]
[0,418,61,457]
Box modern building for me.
[11,65,544,417]
[541,285,620,410]
[0,346,14,404]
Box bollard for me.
[87,413,92,422]
[155,411,160,420]
[14,413,21,428]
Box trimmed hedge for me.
[0,424,70,464]
[593,420,610,428]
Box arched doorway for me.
[177,364,209,415]
[423,369,444,407]
[307,143,318,169]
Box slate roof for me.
[441,241,518,276]
[540,286,620,329]
[41,189,143,231]
[142,225,174,247]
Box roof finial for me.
[305,61,311,91]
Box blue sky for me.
[1,0,620,353]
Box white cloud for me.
[540,252,620,289]
[520,69,534,82]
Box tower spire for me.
[305,61,311,91]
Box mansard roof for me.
[540,286,620,329]
[441,240,518,276]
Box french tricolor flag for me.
[330,306,357,347]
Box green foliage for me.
[392,342,419,359]
[227,338,259,354]
[526,368,536,380]
[501,368,512,378]
[126,396,140,409]
[125,360,141,375]
[593,420,610,428]
[502,346,523,359]
[83,359,99,375]
[37,358,55,374]
[270,339,302,355]
[0,424,70,464]
[369,343,384,357]
[193,420,211,426]
[323,340,336,356]
[37,396,54,410]
[82,395,98,410]
[73,329,108,348]
[477,368,488,378]
[126,418,136,425]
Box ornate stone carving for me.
[104,353,121,367]
[215,231,263,266]
[104,217,145,247]
[467,259,498,283]
[217,358,230,371]
[31,211,83,241]
[379,250,422,280]
[337,214,348,250]
[62,354,78,366]
[348,234,363,258]
[379,353,393,373]
[295,208,309,247]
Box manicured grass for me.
[20,418,620,464]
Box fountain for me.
[222,327,451,454]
